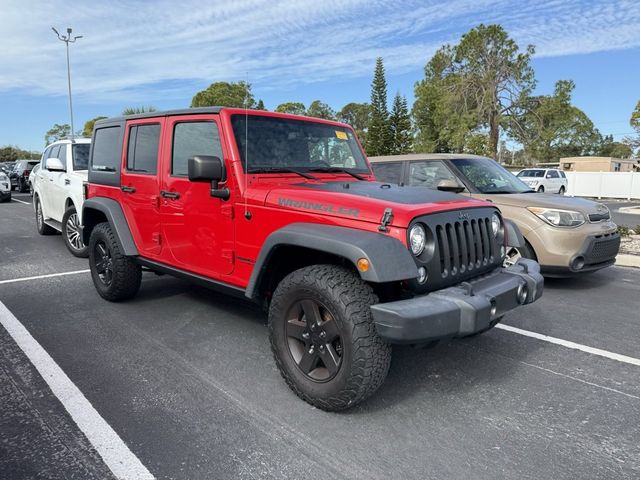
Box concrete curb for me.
[615,254,640,268]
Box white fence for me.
[565,172,640,200]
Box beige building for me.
[560,156,638,172]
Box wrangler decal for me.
[278,197,360,218]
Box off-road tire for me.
[269,264,391,411]
[62,206,89,258]
[35,197,56,235]
[89,222,141,302]
[537,185,545,193]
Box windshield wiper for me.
[308,167,366,180]
[248,166,317,180]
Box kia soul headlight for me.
[409,224,426,255]
[527,207,585,227]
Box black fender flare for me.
[504,218,525,249]
[81,197,138,256]
[245,223,418,299]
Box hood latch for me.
[378,208,394,232]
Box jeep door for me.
[119,120,163,258]
[159,115,234,277]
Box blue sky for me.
[1,0,639,152]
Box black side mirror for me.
[188,155,223,182]
[187,155,229,200]
[436,178,465,193]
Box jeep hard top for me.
[82,107,543,410]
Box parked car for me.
[370,154,620,277]
[1,162,16,174]
[0,170,11,202]
[28,163,41,196]
[81,108,543,410]
[33,138,91,257]
[516,168,567,194]
[10,160,40,192]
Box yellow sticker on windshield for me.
[335,131,348,140]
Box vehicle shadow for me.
[542,269,615,292]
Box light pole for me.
[52,27,82,140]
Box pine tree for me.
[389,93,413,154]
[366,57,392,156]
[256,99,266,110]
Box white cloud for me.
[0,0,638,101]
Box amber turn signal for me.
[357,258,370,272]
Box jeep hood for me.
[261,180,491,226]
[477,192,608,215]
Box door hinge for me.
[222,249,234,263]
[220,204,234,219]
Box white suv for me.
[516,168,568,194]
[33,138,91,257]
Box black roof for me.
[95,107,224,126]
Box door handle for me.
[121,185,136,193]
[64,179,70,185]
[160,190,180,199]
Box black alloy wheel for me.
[94,241,114,287]
[285,298,343,381]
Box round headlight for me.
[409,224,426,256]
[491,213,502,236]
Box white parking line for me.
[11,197,31,205]
[496,324,640,367]
[0,301,154,480]
[0,270,90,285]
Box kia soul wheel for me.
[89,222,141,302]
[62,206,88,258]
[269,265,391,411]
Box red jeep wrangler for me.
[82,108,543,410]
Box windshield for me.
[450,157,533,194]
[73,144,90,170]
[517,169,545,178]
[231,114,370,174]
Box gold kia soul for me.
[370,154,621,277]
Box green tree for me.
[510,80,602,161]
[191,81,254,108]
[44,123,71,146]
[306,100,336,120]
[389,93,412,154]
[337,102,371,144]
[275,102,306,115]
[83,116,108,137]
[0,146,40,162]
[121,106,157,115]
[626,100,640,154]
[598,135,633,158]
[414,24,536,158]
[367,57,393,156]
[256,99,266,110]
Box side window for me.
[172,121,223,176]
[42,147,52,169]
[92,126,122,172]
[126,124,160,174]
[58,144,68,166]
[408,161,457,188]
[372,162,403,184]
[548,170,559,178]
[559,171,566,178]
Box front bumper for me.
[371,259,543,344]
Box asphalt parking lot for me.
[1,192,639,480]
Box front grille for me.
[585,233,620,265]
[588,211,610,222]
[411,207,501,292]
[434,218,494,278]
